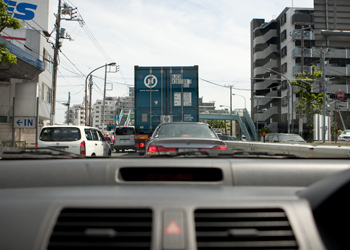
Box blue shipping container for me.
[134,65,199,134]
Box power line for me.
[200,78,250,91]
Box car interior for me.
[0,156,349,250]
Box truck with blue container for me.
[134,65,199,154]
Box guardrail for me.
[0,141,27,148]
[225,141,350,158]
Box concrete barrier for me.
[225,141,350,158]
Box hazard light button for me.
[163,211,185,249]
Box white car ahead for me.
[38,125,111,157]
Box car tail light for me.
[147,146,176,155]
[200,146,227,151]
[212,146,227,150]
[80,141,86,156]
[147,146,158,153]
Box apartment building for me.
[251,1,350,135]
[92,93,134,131]
[251,7,314,133]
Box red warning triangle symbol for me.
[165,220,182,235]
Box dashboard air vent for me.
[195,208,298,250]
[47,208,152,250]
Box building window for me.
[41,82,52,103]
[282,63,288,73]
[281,46,287,57]
[281,80,288,90]
[281,30,287,41]
[43,49,53,73]
[281,13,287,26]
[0,116,7,123]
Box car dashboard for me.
[0,157,349,250]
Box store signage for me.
[4,0,38,20]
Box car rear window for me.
[40,127,81,141]
[115,127,134,135]
[155,123,217,138]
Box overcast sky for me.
[53,0,314,124]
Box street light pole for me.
[232,93,246,109]
[102,64,108,132]
[230,86,232,136]
[84,62,116,126]
[89,75,93,126]
[266,68,292,133]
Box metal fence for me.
[0,141,27,148]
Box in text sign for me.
[14,117,36,128]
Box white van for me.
[38,125,111,157]
[114,126,136,152]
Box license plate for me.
[178,148,197,152]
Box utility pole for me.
[48,2,82,125]
[51,0,61,125]
[66,92,71,124]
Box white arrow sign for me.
[14,117,36,129]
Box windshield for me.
[154,123,217,139]
[2,2,350,250]
[278,135,305,142]
[1,0,349,159]
[115,127,135,136]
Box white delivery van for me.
[38,125,111,157]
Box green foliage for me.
[259,126,270,135]
[291,65,324,142]
[207,120,227,129]
[0,0,21,65]
[0,42,17,64]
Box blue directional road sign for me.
[14,117,36,129]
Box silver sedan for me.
[145,122,227,156]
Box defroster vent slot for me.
[119,167,223,182]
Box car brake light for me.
[147,146,158,153]
[147,146,176,155]
[140,142,145,148]
[200,146,227,151]
[212,146,227,150]
[80,141,86,156]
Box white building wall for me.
[1,0,53,145]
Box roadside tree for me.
[0,0,21,65]
[291,66,323,142]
